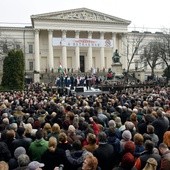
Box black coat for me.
[139,151,161,170]
[93,143,114,170]
[152,116,169,143]
[41,148,67,170]
[0,141,11,162]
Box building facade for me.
[0,8,165,83]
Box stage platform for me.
[65,86,109,96]
[43,86,110,96]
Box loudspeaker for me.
[102,86,110,91]
[75,86,84,92]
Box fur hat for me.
[122,130,132,141]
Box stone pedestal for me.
[34,73,40,83]
[111,63,123,75]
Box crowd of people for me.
[0,83,170,170]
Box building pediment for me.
[31,8,131,25]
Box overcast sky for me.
[0,0,169,32]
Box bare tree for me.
[141,41,162,78]
[158,30,170,68]
[122,31,146,73]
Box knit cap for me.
[122,130,132,141]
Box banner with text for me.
[52,38,113,48]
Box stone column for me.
[100,32,105,70]
[75,30,80,71]
[61,30,67,71]
[87,31,93,71]
[48,29,54,71]
[34,29,40,82]
[112,32,117,53]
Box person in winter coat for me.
[93,132,114,170]
[151,110,169,144]
[12,127,32,153]
[142,158,158,170]
[159,143,170,170]
[81,154,99,170]
[41,137,67,170]
[0,141,11,162]
[28,129,48,162]
[65,139,89,170]
[163,131,170,149]
[83,133,98,153]
[134,140,161,170]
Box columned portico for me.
[61,30,67,70]
[100,32,105,70]
[75,31,80,71]
[87,31,93,71]
[31,8,130,80]
[48,29,54,71]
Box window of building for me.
[29,61,33,71]
[29,44,33,53]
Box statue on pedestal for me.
[112,49,121,63]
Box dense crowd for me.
[0,84,170,170]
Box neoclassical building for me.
[0,8,164,82]
[0,8,131,82]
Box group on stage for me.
[55,74,102,90]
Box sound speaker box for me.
[75,86,84,92]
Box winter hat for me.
[14,147,26,159]
[28,161,44,170]
[122,130,132,141]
